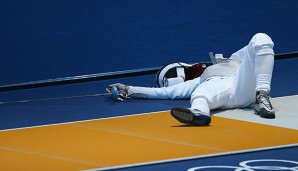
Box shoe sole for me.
[170,107,211,126]
[171,108,194,123]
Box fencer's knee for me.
[252,33,273,44]
[249,33,274,56]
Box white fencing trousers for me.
[129,33,274,115]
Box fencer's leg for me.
[252,34,275,118]
[171,77,231,126]
[253,37,274,92]
[231,33,275,118]
[128,77,202,99]
[191,77,231,114]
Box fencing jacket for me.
[200,59,240,83]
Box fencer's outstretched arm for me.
[106,77,201,101]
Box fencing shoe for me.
[170,107,211,126]
[106,83,132,101]
[253,90,275,119]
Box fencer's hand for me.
[106,83,126,93]
[106,83,130,101]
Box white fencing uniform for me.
[128,33,275,116]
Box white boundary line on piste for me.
[0,110,169,132]
[83,143,298,171]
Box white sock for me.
[255,46,274,92]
